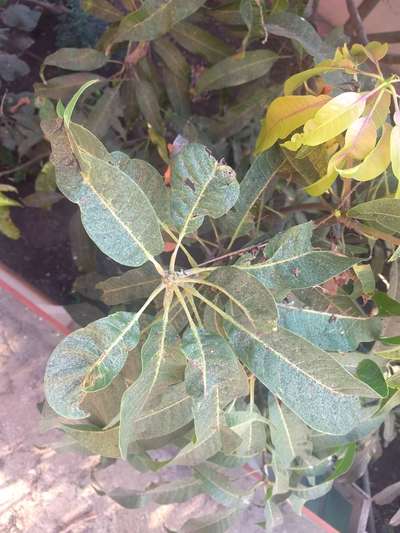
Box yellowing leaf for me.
[304,153,339,196]
[283,63,337,95]
[344,116,377,160]
[365,90,391,129]
[391,124,400,198]
[338,123,391,181]
[302,92,366,147]
[255,95,330,154]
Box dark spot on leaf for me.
[184,178,196,192]
[329,314,337,323]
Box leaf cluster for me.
[41,79,400,530]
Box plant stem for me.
[339,216,400,247]
[0,152,49,178]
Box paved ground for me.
[0,287,326,533]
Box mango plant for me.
[40,77,400,530]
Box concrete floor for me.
[0,287,328,532]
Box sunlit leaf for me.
[255,95,330,153]
[283,64,339,95]
[391,124,400,198]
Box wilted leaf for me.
[195,50,278,93]
[195,463,254,507]
[114,0,207,43]
[44,312,141,419]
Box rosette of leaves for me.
[40,82,400,530]
[0,2,41,86]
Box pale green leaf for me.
[277,302,381,351]
[114,0,207,43]
[283,64,339,96]
[225,406,267,458]
[268,394,312,468]
[348,198,400,234]
[238,222,358,296]
[44,312,140,419]
[171,143,239,235]
[391,124,400,197]
[195,50,278,93]
[62,424,120,458]
[0,207,20,239]
[183,328,248,405]
[227,146,284,246]
[81,0,124,22]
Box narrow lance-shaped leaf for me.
[44,312,141,419]
[348,199,400,234]
[176,507,241,533]
[114,0,207,43]
[227,146,284,247]
[195,50,278,94]
[171,21,234,64]
[43,48,108,72]
[390,124,400,198]
[62,424,121,458]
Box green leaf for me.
[195,463,254,507]
[97,264,160,305]
[64,79,100,127]
[81,0,124,22]
[227,146,284,247]
[114,0,207,43]
[44,312,141,419]
[283,64,339,96]
[62,129,164,268]
[171,21,234,64]
[391,124,400,197]
[225,406,267,458]
[195,50,278,93]
[62,424,120,458]
[0,207,20,239]
[0,192,21,208]
[237,222,358,296]
[43,49,108,72]
[171,143,239,236]
[374,291,400,316]
[183,328,248,404]
[177,507,240,533]
[269,394,312,468]
[266,12,334,62]
[348,199,400,234]
[119,309,182,458]
[356,359,388,397]
[277,302,381,351]
[86,86,123,138]
[133,382,193,439]
[134,75,164,134]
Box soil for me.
[370,436,400,532]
